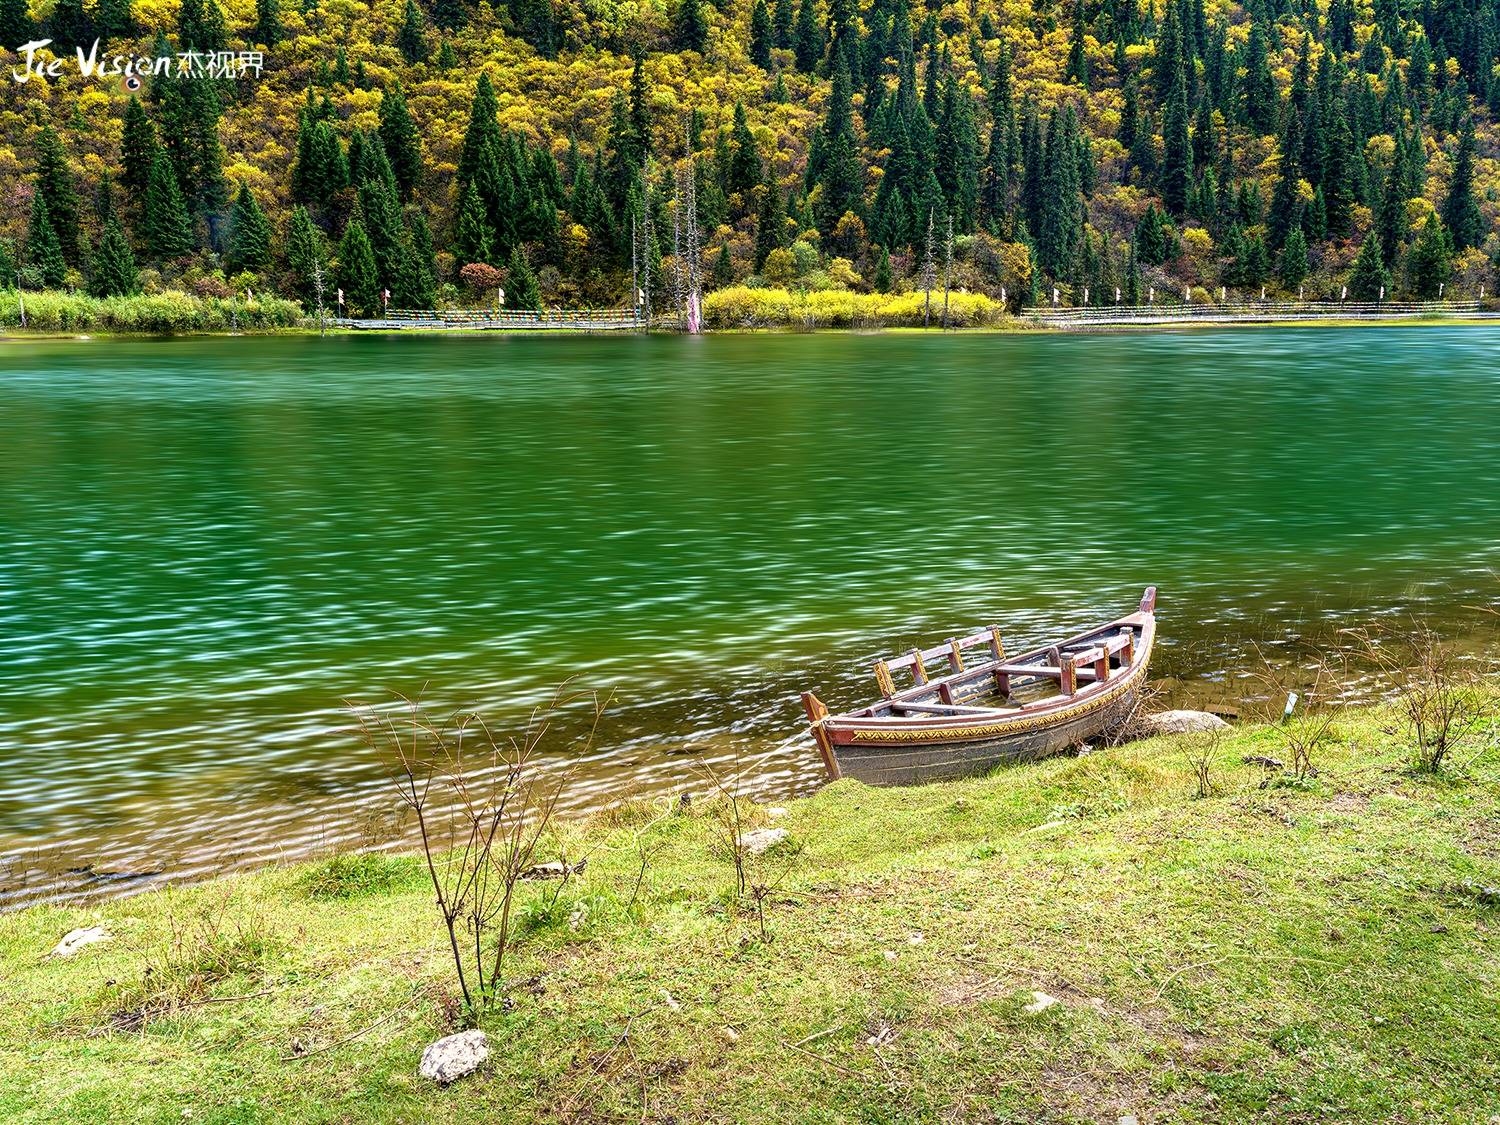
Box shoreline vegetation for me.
[4,286,1500,337]
[3,694,1497,1121]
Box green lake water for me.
[3,328,1500,904]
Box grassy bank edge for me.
[1,699,1498,1122]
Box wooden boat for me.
[801,588,1158,786]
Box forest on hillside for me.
[2,0,1500,315]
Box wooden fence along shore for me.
[1032,299,1498,328]
[335,308,642,331]
[329,298,1500,332]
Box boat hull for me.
[804,589,1158,788]
[826,680,1140,786]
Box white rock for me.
[1118,1117,1140,1125]
[883,950,899,962]
[907,931,925,945]
[419,1029,490,1084]
[1135,710,1230,737]
[720,1025,741,1043]
[1023,991,1060,1014]
[766,806,789,820]
[660,989,681,1012]
[50,926,112,958]
[737,827,789,856]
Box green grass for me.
[2,706,1498,1123]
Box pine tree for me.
[177,0,225,51]
[1135,203,1168,264]
[141,150,194,260]
[873,244,892,291]
[284,206,328,305]
[1323,105,1357,237]
[1405,213,1452,297]
[673,0,708,52]
[814,57,864,231]
[1441,118,1483,251]
[934,77,979,231]
[506,246,541,308]
[26,192,66,289]
[750,0,774,68]
[727,102,763,197]
[96,0,133,40]
[457,74,503,190]
[336,219,379,314]
[1066,0,1091,89]
[453,181,496,264]
[1376,139,1409,266]
[88,219,138,297]
[1278,226,1308,289]
[226,183,273,273]
[1348,234,1389,299]
[404,211,438,307]
[0,0,34,46]
[1240,23,1278,134]
[396,0,428,63]
[772,0,793,48]
[1036,108,1082,277]
[48,0,93,45]
[379,86,423,200]
[1161,62,1193,214]
[33,126,81,267]
[794,0,822,72]
[252,0,280,45]
[434,0,466,30]
[1265,114,1303,251]
[120,97,157,196]
[754,174,788,268]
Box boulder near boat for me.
[801,588,1158,786]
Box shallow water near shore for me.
[4,327,1500,907]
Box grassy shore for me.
[1,706,1498,1123]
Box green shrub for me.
[0,288,304,333]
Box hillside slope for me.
[3,0,1500,313]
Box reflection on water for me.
[3,328,1500,906]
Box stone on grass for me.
[419,1029,490,1084]
[766,806,789,820]
[50,926,112,958]
[1135,710,1229,737]
[520,857,587,880]
[1023,991,1060,1014]
[737,827,789,856]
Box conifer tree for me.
[252,0,280,45]
[119,98,157,197]
[794,0,822,72]
[88,219,138,297]
[96,0,132,40]
[379,86,423,200]
[711,243,733,287]
[1124,241,1142,304]
[1240,23,1278,133]
[674,0,708,52]
[397,0,428,63]
[1406,213,1452,297]
[226,183,273,273]
[873,244,892,291]
[506,246,541,308]
[754,175,788,268]
[141,150,194,260]
[26,192,66,289]
[48,0,93,45]
[177,0,225,51]
[1441,118,1483,251]
[1037,108,1082,276]
[750,0,774,68]
[1066,0,1091,89]
[772,0,793,49]
[1376,139,1409,266]
[814,58,864,231]
[727,103,763,197]
[1135,203,1168,264]
[1278,225,1308,289]
[0,0,34,47]
[1161,63,1193,214]
[284,206,328,305]
[453,181,496,265]
[1348,233,1390,299]
[935,77,979,231]
[336,218,379,314]
[34,126,81,267]
[404,210,438,306]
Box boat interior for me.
[845,615,1149,722]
